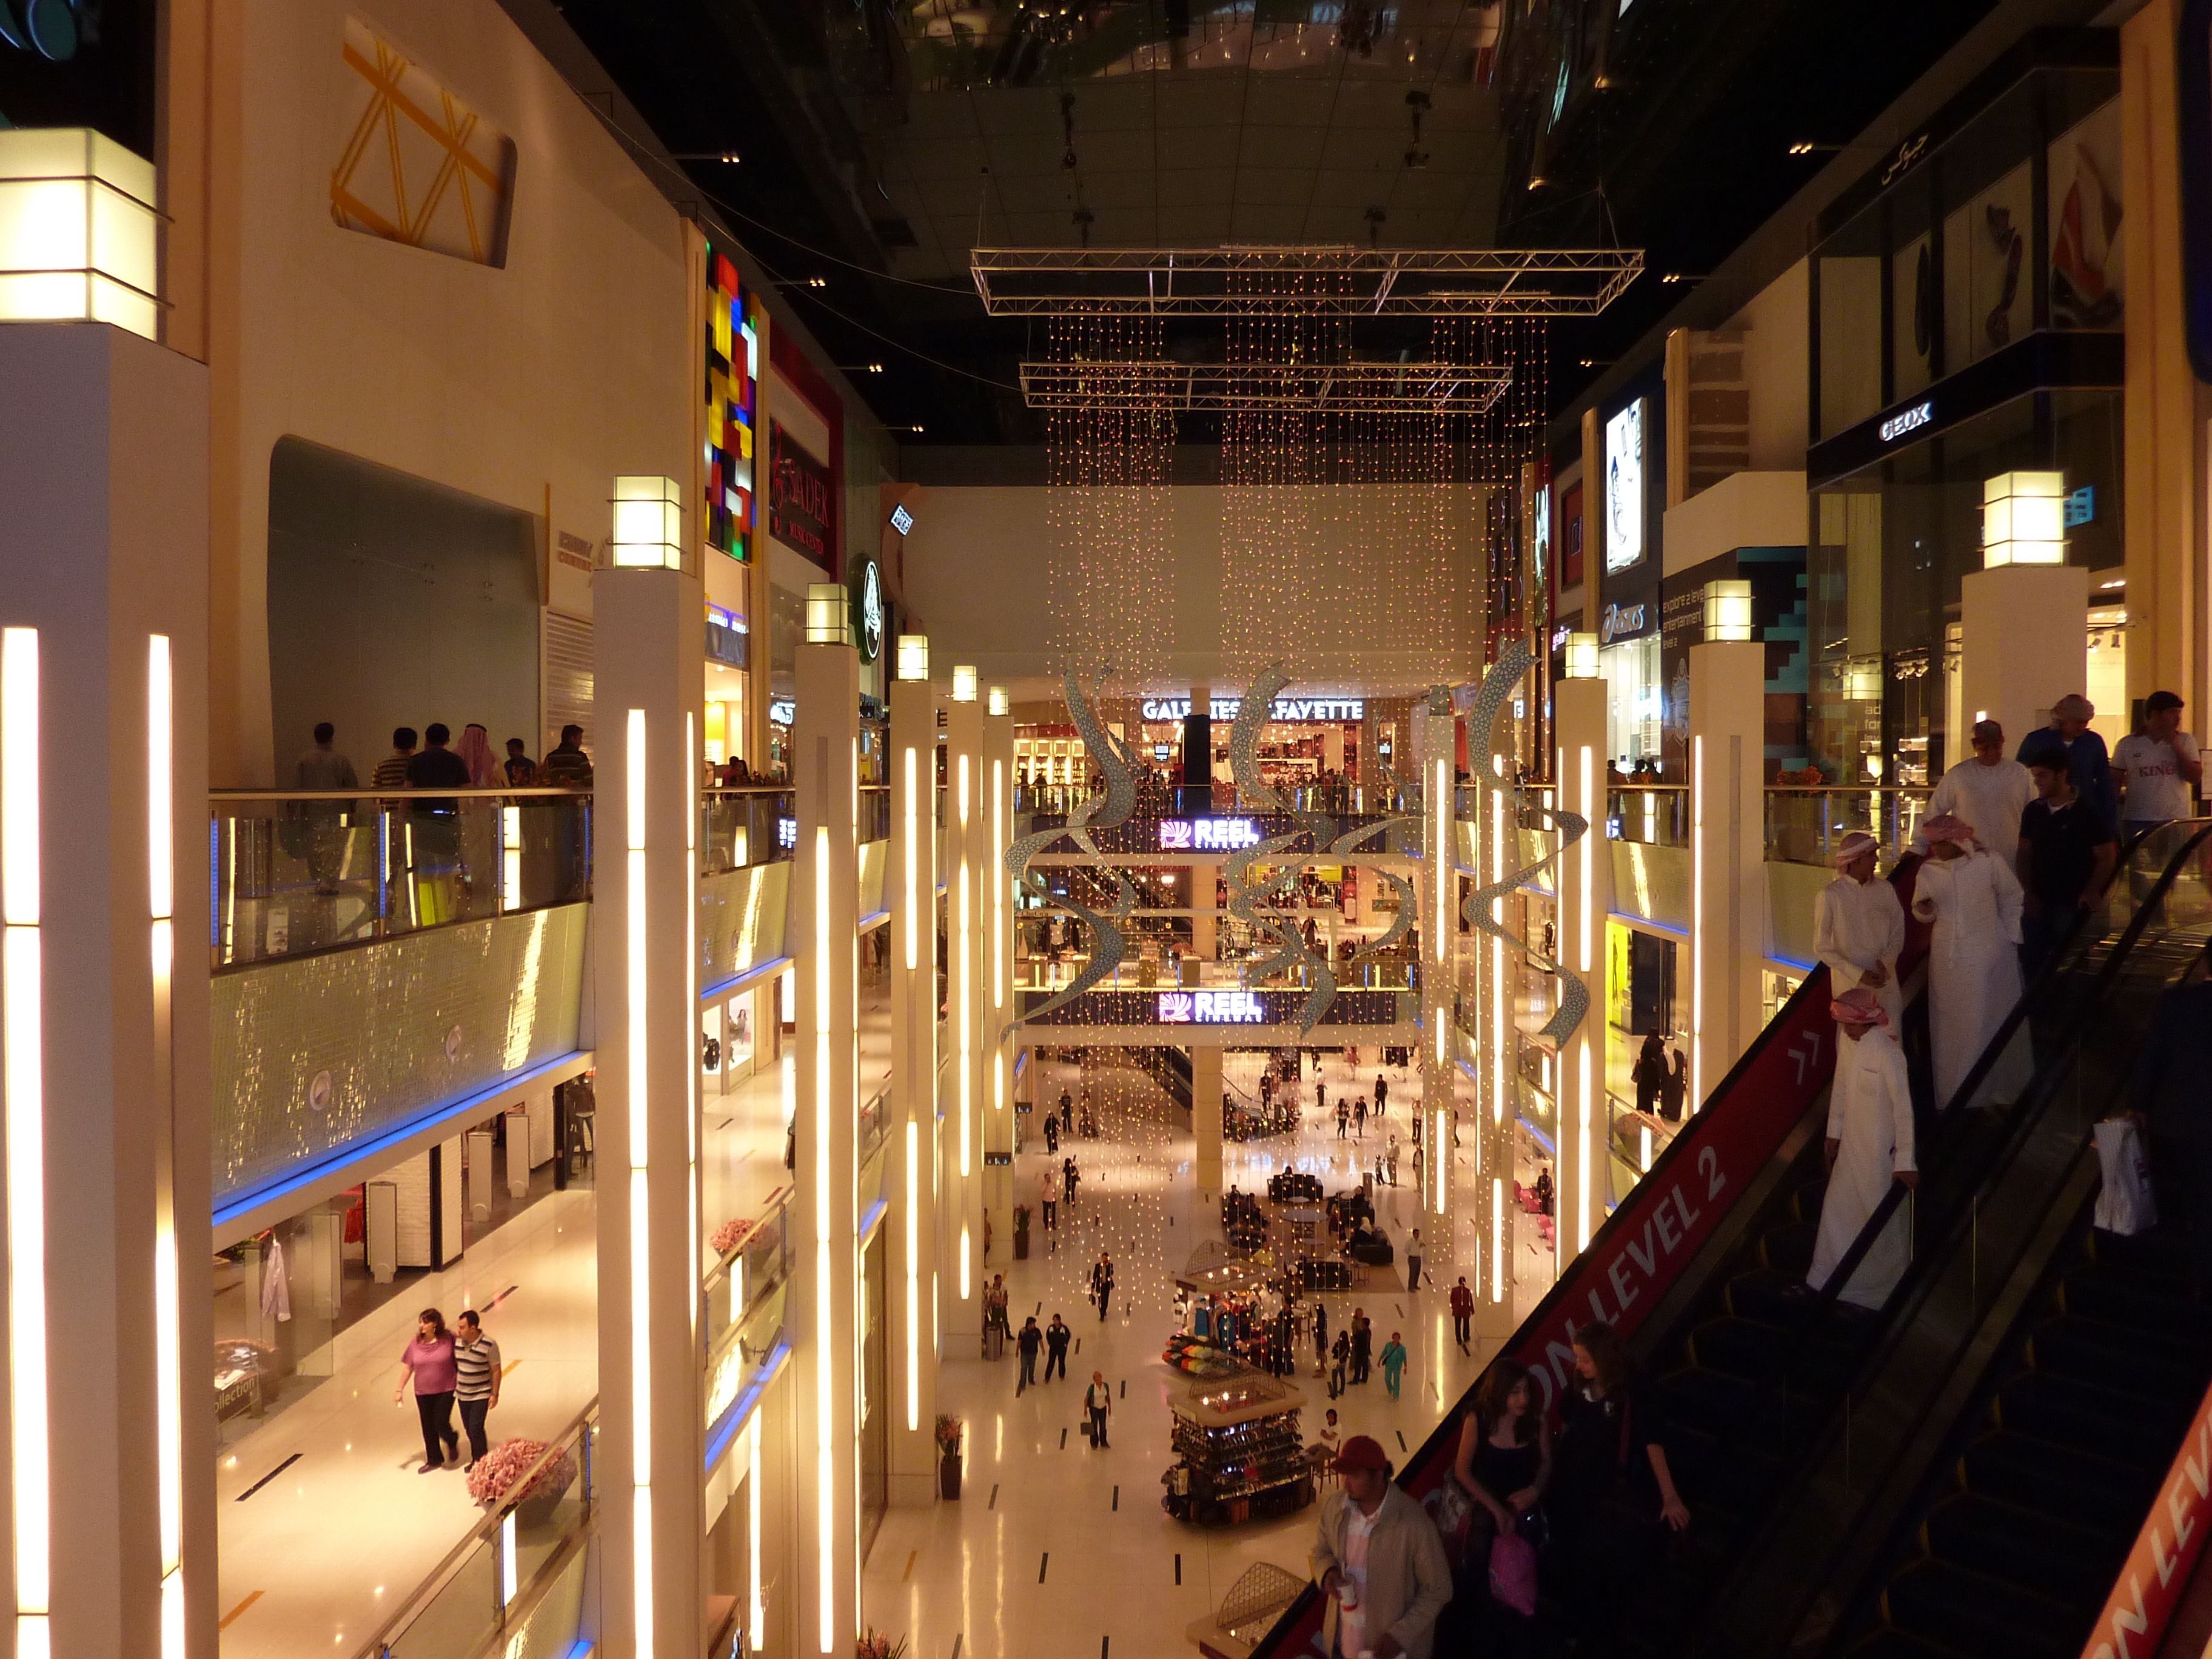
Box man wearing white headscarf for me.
[1808,988,1917,1310]
[1911,814,2029,1109]
[1814,831,1905,1028]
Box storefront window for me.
[1600,635,1663,771]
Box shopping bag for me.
[2093,1118,2157,1236]
[1489,1530,1540,1617]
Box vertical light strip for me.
[902,747,918,971]
[1491,1177,1504,1302]
[992,759,1005,1011]
[813,824,834,1655]
[3,628,45,1654]
[749,1412,765,1646]
[501,805,521,911]
[904,1119,919,1430]
[623,708,652,1659]
[1577,1052,1592,1252]
[686,715,699,1340]
[1691,734,1705,1114]
[1577,746,1592,971]
[149,636,184,1656]
[956,748,973,1301]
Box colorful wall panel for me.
[705,245,761,563]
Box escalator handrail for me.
[1248,879,1908,1657]
[1703,822,2212,1655]
[1806,820,2212,1319]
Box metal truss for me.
[972,246,1645,318]
[1019,359,1513,414]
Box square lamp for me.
[1563,632,1600,680]
[952,665,978,703]
[1982,472,2065,568]
[896,634,930,683]
[0,128,159,340]
[805,583,848,646]
[987,686,1010,717]
[1702,579,1753,642]
[609,475,682,569]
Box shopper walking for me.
[1039,1167,1057,1235]
[370,726,418,791]
[1449,1278,1473,1352]
[1661,1046,1689,1122]
[502,737,537,785]
[1814,831,1906,1030]
[1085,1372,1112,1447]
[1329,1330,1350,1399]
[1016,1316,1042,1393]
[1311,1435,1452,1659]
[1313,1300,1330,1376]
[1044,1110,1060,1153]
[1926,719,2035,868]
[1634,1030,1667,1118]
[2019,693,2118,828]
[1807,988,1918,1309]
[292,722,360,894]
[1063,1154,1079,1205]
[1379,1332,1409,1399]
[452,1309,501,1472]
[455,722,500,788]
[1375,1073,1388,1119]
[394,1308,461,1473]
[1336,1099,1350,1139]
[540,724,594,788]
[1350,1309,1373,1384]
[2019,749,2118,977]
[1353,1096,1368,1139]
[1404,1227,1422,1292]
[1092,1250,1116,1320]
[2115,691,2202,833]
[1388,1133,1402,1190]
[1447,1359,1552,1651]
[1911,814,2028,1109]
[1044,1314,1071,1382]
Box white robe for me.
[1925,759,2036,870]
[1808,1028,1917,1310]
[1913,851,2029,1109]
[1814,874,1906,1027]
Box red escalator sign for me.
[2082,1383,2212,1659]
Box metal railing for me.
[352,1399,595,1659]
[209,787,591,971]
[703,1193,793,1433]
[1609,783,1688,848]
[699,785,795,875]
[1764,785,1932,866]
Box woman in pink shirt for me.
[394,1308,461,1472]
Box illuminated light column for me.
[982,689,1014,1264]
[593,513,706,1659]
[1412,703,1456,1281]
[886,638,939,1506]
[942,669,985,1334]
[793,585,860,1657]
[1553,648,1610,1270]
[0,323,212,1657]
[1192,1045,1224,1198]
[1688,640,1768,1110]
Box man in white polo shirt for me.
[2113,691,2202,834]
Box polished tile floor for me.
[859,1047,1553,1659]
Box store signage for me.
[2065,485,2095,527]
[769,697,796,726]
[853,557,885,663]
[555,529,596,572]
[1158,818,1262,851]
[1599,602,1648,645]
[768,420,834,567]
[888,503,914,536]
[1878,400,1933,443]
[776,817,797,850]
[1157,990,1266,1024]
[1604,400,1644,573]
[1138,696,1365,723]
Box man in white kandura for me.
[1814,831,1906,1028]
[1807,988,1919,1310]
[1923,719,2036,869]
[1911,813,2029,1110]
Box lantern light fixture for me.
[952,665,978,703]
[804,583,848,646]
[987,686,1009,717]
[896,634,930,683]
[1702,579,1753,642]
[0,129,159,340]
[1982,471,2066,568]
[609,475,683,570]
[1563,632,1600,680]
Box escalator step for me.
[1922,1492,2131,1609]
[1762,1219,1818,1273]
[2057,1262,2204,1330]
[1958,1430,2162,1533]
[2086,1225,2201,1290]
[1994,1370,2194,1466]
[1846,1629,1974,1659]
[1726,1266,1818,1326]
[1882,1560,2081,1659]
[2027,1315,2212,1401]
[1686,1316,1795,1379]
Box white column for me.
[794,619,860,1658]
[1413,706,1460,1285]
[1554,671,1612,1270]
[886,655,939,1506]
[1960,565,2091,751]
[1689,641,1768,1108]
[1192,1046,1224,1198]
[0,325,213,1659]
[942,675,985,1339]
[983,695,1014,1267]
[593,555,706,1659]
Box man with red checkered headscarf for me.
[1807,988,1919,1311]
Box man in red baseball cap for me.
[1312,1435,1451,1659]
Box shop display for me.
[1161,1370,1314,1527]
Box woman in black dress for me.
[1449,1358,1552,1651]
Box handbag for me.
[1489,1529,1540,1617]
[1424,1472,1476,1568]
[2094,1119,2158,1235]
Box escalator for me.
[1674,819,2212,1659]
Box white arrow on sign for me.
[1788,1031,1822,1086]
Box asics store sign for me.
[1139,697,1364,723]
[1157,990,1266,1024]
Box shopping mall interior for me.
[2,1,2210,1657]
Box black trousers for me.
[1044,1347,1067,1381]
[458,1396,491,1462]
[415,1390,457,1466]
[1455,1313,1472,1346]
[1088,1406,1110,1446]
[1407,1255,1423,1292]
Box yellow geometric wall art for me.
[331,17,515,267]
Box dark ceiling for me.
[551,0,2002,448]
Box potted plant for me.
[856,1631,909,1659]
[935,1413,964,1500]
[1012,1204,1031,1260]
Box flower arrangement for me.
[710,1216,757,1258]
[466,1436,579,1507]
[933,1413,963,1458]
[856,1631,909,1659]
